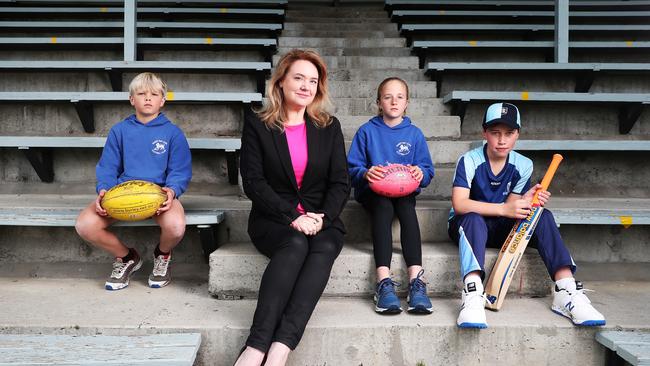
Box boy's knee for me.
[538,209,558,227]
[161,221,186,240]
[75,215,98,240]
[457,212,486,226]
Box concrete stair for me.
[277,46,414,56]
[337,114,461,140]
[2,276,648,365]
[208,241,550,299]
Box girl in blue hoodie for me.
[348,77,435,314]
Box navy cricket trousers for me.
[448,210,576,280]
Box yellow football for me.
[101,180,167,221]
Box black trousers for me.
[245,221,344,352]
[359,191,422,268]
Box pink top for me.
[285,121,308,214]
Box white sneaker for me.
[457,281,488,329]
[551,280,606,326]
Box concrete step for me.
[279,36,406,48]
[284,16,392,24]
[277,46,413,57]
[328,68,430,81]
[287,10,389,18]
[208,241,550,299]
[331,97,448,116]
[329,80,438,98]
[283,22,397,32]
[337,114,461,140]
[281,30,399,38]
[273,55,419,69]
[1,276,647,365]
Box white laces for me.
[152,255,170,276]
[110,260,128,278]
[464,291,488,309]
[570,287,595,305]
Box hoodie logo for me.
[396,142,411,156]
[152,139,168,155]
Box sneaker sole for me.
[104,259,143,291]
[375,305,402,314]
[551,307,606,326]
[407,305,433,314]
[148,279,171,288]
[457,322,488,329]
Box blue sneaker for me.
[407,270,433,314]
[374,277,402,314]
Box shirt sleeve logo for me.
[152,139,168,155]
[396,142,412,156]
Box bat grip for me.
[532,154,563,205]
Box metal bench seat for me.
[443,90,650,134]
[0,135,242,185]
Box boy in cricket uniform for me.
[448,102,605,328]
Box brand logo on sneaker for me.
[565,301,575,311]
[467,282,477,292]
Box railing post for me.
[554,0,569,63]
[124,0,137,61]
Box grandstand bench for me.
[443,90,650,134]
[0,333,201,365]
[0,20,283,36]
[0,60,272,94]
[385,0,650,10]
[0,136,242,185]
[1,0,286,4]
[425,62,650,97]
[400,24,650,46]
[412,41,650,68]
[596,331,650,366]
[391,9,650,20]
[0,37,278,61]
[0,91,262,133]
[0,204,225,259]
[470,139,650,152]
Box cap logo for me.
[501,106,508,115]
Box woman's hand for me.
[290,213,325,236]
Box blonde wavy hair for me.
[256,49,333,131]
[376,77,409,116]
[129,72,167,96]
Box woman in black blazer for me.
[234,49,350,366]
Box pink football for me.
[369,163,420,198]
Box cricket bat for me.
[484,153,564,311]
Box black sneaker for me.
[105,249,142,291]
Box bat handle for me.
[532,154,563,206]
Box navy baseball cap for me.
[483,102,521,130]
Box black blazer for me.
[240,109,350,237]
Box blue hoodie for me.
[347,116,435,201]
[96,112,192,198]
